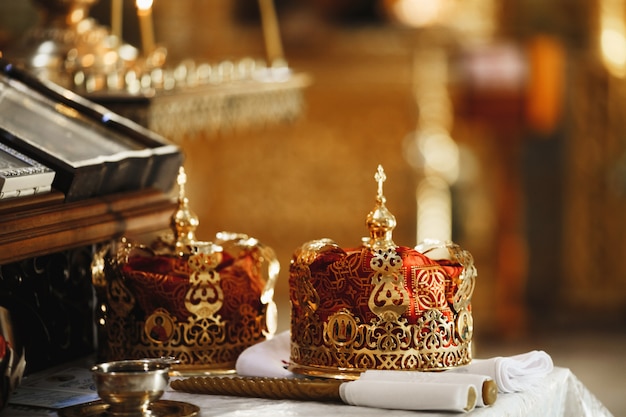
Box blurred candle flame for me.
[136,0,153,11]
[599,0,626,77]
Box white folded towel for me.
[340,379,477,413]
[448,350,554,393]
[235,330,292,378]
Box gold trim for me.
[465,386,477,412]
[58,400,200,417]
[482,379,498,406]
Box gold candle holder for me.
[111,0,123,39]
[258,0,285,66]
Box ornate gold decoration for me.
[4,0,310,140]
[288,166,476,379]
[365,165,397,249]
[92,167,279,375]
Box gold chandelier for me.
[3,0,310,141]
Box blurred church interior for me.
[1,0,625,414]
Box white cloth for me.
[339,380,477,413]
[448,350,554,393]
[235,330,292,378]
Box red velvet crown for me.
[92,168,279,374]
[288,166,476,379]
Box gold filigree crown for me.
[92,168,279,374]
[288,165,476,379]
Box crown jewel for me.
[288,165,476,379]
[92,167,279,374]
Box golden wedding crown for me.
[288,165,476,379]
[92,168,279,374]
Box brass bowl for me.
[91,359,170,415]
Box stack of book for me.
[0,60,182,202]
[0,141,55,199]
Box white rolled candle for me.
[359,370,497,407]
[339,380,476,413]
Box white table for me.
[160,367,611,417]
[1,366,613,416]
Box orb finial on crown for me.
[171,167,200,253]
[365,165,397,248]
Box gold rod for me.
[257,0,285,66]
[111,0,123,39]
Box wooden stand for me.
[0,189,176,373]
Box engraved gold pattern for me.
[290,242,476,378]
[94,234,277,374]
[368,247,408,322]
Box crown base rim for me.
[287,363,362,381]
[170,364,237,377]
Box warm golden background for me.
[2,1,625,413]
